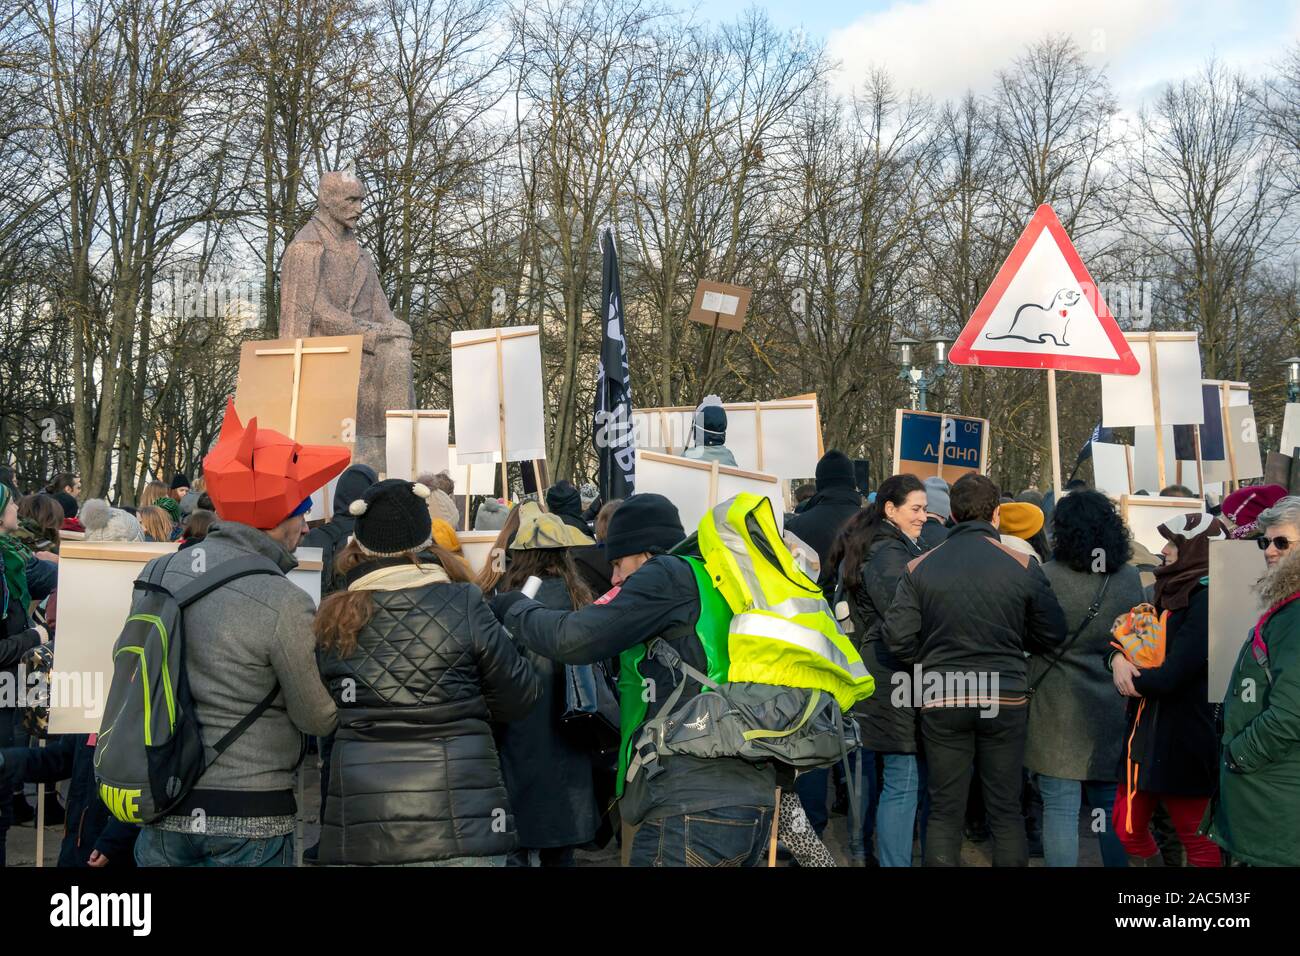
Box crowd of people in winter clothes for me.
[0,436,1297,868]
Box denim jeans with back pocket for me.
[134,828,295,867]
[629,805,774,867]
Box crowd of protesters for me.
[0,438,1297,869]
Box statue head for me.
[318,170,365,233]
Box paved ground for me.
[8,757,1105,867]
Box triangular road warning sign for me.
[947,204,1139,375]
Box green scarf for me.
[0,484,33,620]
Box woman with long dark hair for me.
[1108,512,1223,866]
[826,472,931,866]
[315,479,540,866]
[1027,490,1143,866]
[494,503,602,866]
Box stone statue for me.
[279,171,415,471]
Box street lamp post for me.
[1282,356,1300,404]
[896,334,950,411]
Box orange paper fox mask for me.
[203,399,351,529]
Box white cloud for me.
[823,0,1294,109]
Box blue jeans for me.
[794,749,877,856]
[1037,774,1127,867]
[629,805,773,867]
[876,753,927,867]
[134,828,295,867]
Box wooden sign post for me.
[385,410,450,482]
[450,326,547,504]
[688,280,752,398]
[236,335,364,445]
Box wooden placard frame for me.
[687,280,752,332]
[385,409,450,481]
[891,408,991,481]
[633,396,825,476]
[449,326,546,496]
[235,334,364,446]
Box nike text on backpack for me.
[94,553,283,824]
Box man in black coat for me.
[0,734,138,867]
[546,480,613,594]
[786,450,863,573]
[883,473,1067,866]
[493,494,777,867]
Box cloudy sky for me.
[695,0,1300,109]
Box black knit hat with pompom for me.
[349,478,433,556]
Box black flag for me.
[594,228,635,501]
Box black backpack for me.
[94,553,282,824]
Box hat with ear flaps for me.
[203,398,351,530]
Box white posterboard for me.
[50,542,324,734]
[448,445,498,496]
[450,326,547,465]
[1134,426,1201,494]
[1091,442,1133,498]
[457,531,501,577]
[632,396,825,480]
[385,410,450,481]
[306,475,340,523]
[1119,495,1206,555]
[1207,540,1266,703]
[1100,332,1205,428]
[1226,404,1264,481]
[634,450,783,535]
[1281,403,1300,457]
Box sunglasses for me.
[1257,536,1292,552]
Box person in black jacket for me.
[0,734,137,867]
[883,473,1067,866]
[493,493,777,867]
[300,461,376,863]
[785,450,863,575]
[920,477,951,550]
[831,473,933,866]
[314,479,540,866]
[494,505,602,866]
[1,482,48,867]
[547,480,613,595]
[301,463,378,597]
[1108,512,1223,867]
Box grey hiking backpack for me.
[94,553,282,824]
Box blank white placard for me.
[1101,334,1205,427]
[306,475,340,522]
[50,542,323,735]
[1208,539,1266,703]
[451,327,547,464]
[448,444,498,496]
[1132,426,1198,493]
[634,451,714,534]
[1281,403,1300,457]
[1121,495,1205,554]
[385,411,450,481]
[1091,442,1131,498]
[1227,405,1264,480]
[457,531,502,576]
[715,467,784,532]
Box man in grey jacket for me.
[133,490,340,867]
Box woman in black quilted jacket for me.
[314,479,541,866]
[828,472,932,867]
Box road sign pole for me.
[1047,369,1062,496]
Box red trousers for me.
[1112,785,1221,867]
